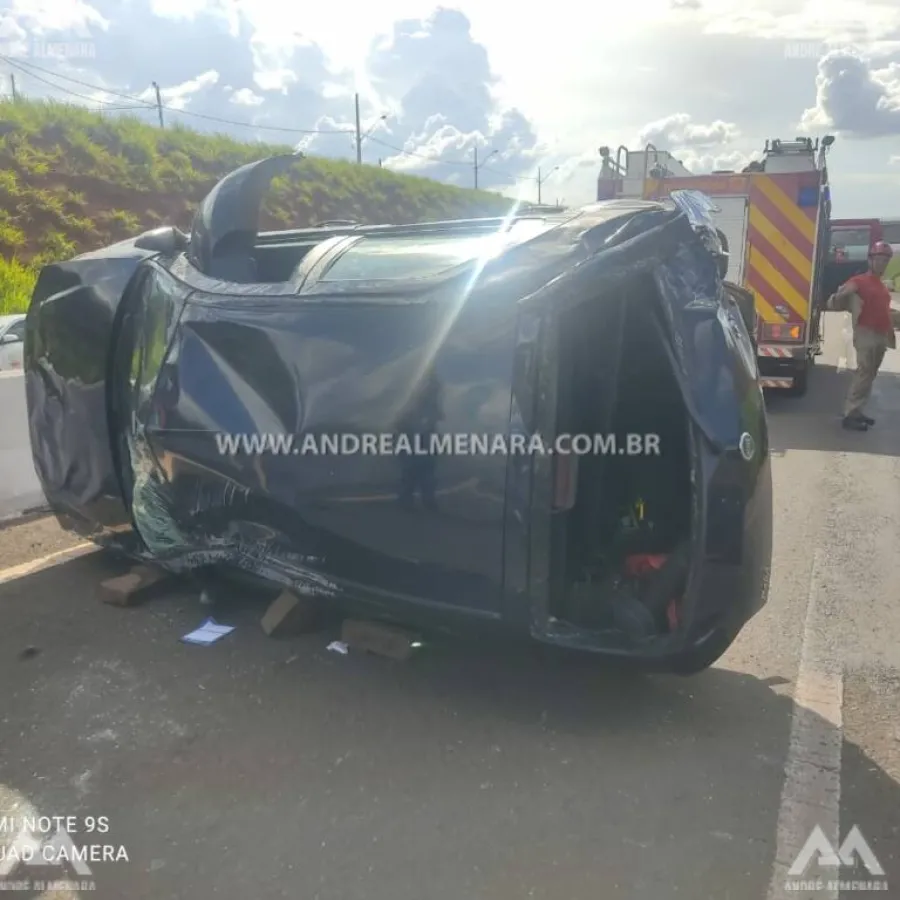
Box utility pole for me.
[355,93,362,164]
[152,81,164,128]
[9,74,16,102]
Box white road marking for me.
[767,550,843,900]
[0,543,95,586]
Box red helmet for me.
[869,241,893,258]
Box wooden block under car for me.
[260,590,322,637]
[340,618,421,661]
[100,564,173,607]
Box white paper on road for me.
[181,618,235,646]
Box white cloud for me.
[147,70,219,111]
[700,0,898,44]
[800,50,900,136]
[227,87,264,107]
[638,113,741,148]
[677,149,756,173]
[0,0,109,36]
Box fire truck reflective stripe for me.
[748,204,813,284]
[744,175,817,328]
[747,247,808,322]
[760,378,794,388]
[754,176,816,245]
[746,221,811,315]
[747,244,809,319]
[752,292,782,324]
[750,184,815,269]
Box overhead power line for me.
[0,55,347,135]
[1,54,153,108]
[366,134,527,183]
[0,53,546,188]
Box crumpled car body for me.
[24,153,772,674]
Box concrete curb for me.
[0,505,52,530]
[0,541,96,586]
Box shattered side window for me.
[130,266,183,403]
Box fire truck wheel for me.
[786,362,809,397]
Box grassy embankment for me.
[0,98,512,314]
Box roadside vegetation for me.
[0,98,513,313]
[885,255,900,289]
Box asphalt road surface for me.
[0,371,44,521]
[0,309,898,900]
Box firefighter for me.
[834,241,896,431]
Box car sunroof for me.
[319,219,552,282]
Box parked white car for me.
[0,314,26,372]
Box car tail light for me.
[759,322,804,342]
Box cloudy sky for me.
[0,0,898,215]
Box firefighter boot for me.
[842,414,869,431]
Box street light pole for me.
[355,93,362,164]
[537,165,559,204]
[474,147,498,189]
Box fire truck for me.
[596,137,837,396]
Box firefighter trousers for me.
[844,342,886,418]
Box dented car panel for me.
[25,154,771,671]
[25,240,163,554]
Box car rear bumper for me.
[757,343,806,360]
[758,345,809,388]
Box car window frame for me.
[171,237,497,305]
[829,227,871,252]
[170,217,567,305]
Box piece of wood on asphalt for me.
[261,590,322,637]
[100,564,173,607]
[341,618,421,661]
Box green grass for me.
[0,97,515,313]
[0,258,37,314]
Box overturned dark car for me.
[24,153,771,675]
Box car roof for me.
[0,314,25,329]
[256,212,574,246]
